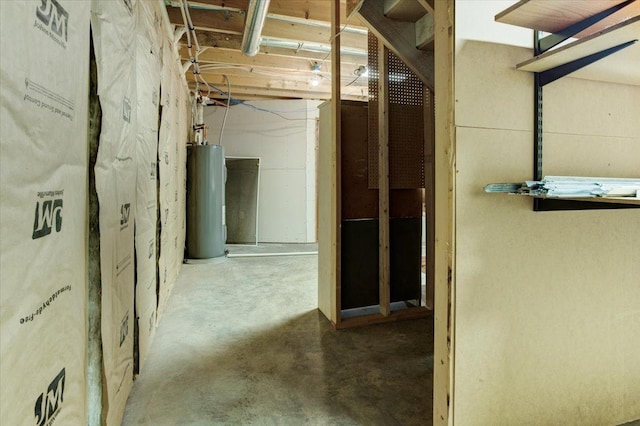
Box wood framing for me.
[357,0,435,89]
[331,0,342,327]
[167,8,368,51]
[194,0,368,26]
[377,42,390,317]
[417,0,435,16]
[433,0,455,424]
[337,306,432,329]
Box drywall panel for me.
[453,2,640,424]
[454,40,532,131]
[454,126,640,425]
[203,100,318,243]
[0,1,90,424]
[544,133,640,177]
[258,169,308,242]
[544,77,640,139]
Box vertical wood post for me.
[378,42,390,317]
[331,0,342,325]
[434,0,455,424]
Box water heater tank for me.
[186,144,226,259]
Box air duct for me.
[241,0,270,57]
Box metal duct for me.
[241,0,270,57]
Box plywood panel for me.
[455,40,533,131]
[341,101,378,218]
[454,3,640,422]
[340,101,423,219]
[543,133,640,177]
[544,77,640,138]
[454,126,640,425]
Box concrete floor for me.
[122,246,434,425]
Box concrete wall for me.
[452,1,640,425]
[204,100,321,243]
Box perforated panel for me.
[368,34,425,189]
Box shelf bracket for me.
[531,30,639,212]
[537,0,636,53]
[538,39,638,86]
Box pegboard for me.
[368,34,425,189]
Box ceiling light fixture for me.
[310,62,322,87]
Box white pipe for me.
[226,251,318,258]
[241,0,271,57]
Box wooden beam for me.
[357,0,434,89]
[184,32,244,49]
[186,47,366,77]
[190,80,366,101]
[331,0,342,326]
[179,32,368,64]
[417,0,435,16]
[262,16,368,51]
[167,7,369,51]
[346,0,362,18]
[416,13,434,51]
[188,0,247,11]
[433,0,455,424]
[336,306,432,329]
[193,0,366,26]
[378,42,390,318]
[195,71,368,99]
[166,7,244,35]
[384,0,428,22]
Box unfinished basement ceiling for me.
[165,0,370,101]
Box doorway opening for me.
[225,157,260,245]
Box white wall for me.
[204,99,320,243]
[453,1,640,425]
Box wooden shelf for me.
[493,1,640,211]
[516,16,640,86]
[496,0,640,38]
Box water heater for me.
[186,144,226,259]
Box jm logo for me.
[34,368,65,426]
[121,0,133,14]
[36,0,68,41]
[120,203,131,226]
[32,199,63,239]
